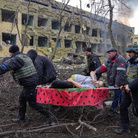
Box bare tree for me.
[50,0,71,61]
[11,0,31,53]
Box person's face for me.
[10,52,13,57]
[108,51,116,59]
[127,51,135,58]
[85,51,91,57]
[94,81,103,88]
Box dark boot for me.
[114,128,130,134]
[12,118,25,123]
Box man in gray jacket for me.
[92,47,127,116]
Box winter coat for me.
[126,56,138,83]
[27,50,57,85]
[129,76,138,90]
[0,51,38,86]
[84,54,101,79]
[96,53,127,86]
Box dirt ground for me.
[0,63,138,138]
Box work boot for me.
[43,115,56,126]
[12,118,25,123]
[107,109,115,117]
[114,128,130,134]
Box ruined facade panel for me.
[22,14,34,26]
[2,33,17,45]
[52,38,61,48]
[2,9,16,23]
[38,36,48,47]
[38,17,48,28]
[64,40,72,48]
[52,20,60,30]
[75,25,80,34]
[92,29,97,37]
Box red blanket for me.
[37,88,109,108]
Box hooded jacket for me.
[27,50,57,85]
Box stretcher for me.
[36,87,109,109]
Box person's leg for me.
[131,89,138,117]
[111,89,122,111]
[12,88,26,122]
[108,89,122,117]
[50,80,74,88]
[25,86,51,118]
[114,92,131,134]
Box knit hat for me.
[126,44,138,53]
[9,45,19,53]
[85,47,92,52]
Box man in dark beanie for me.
[9,45,19,54]
[27,49,57,85]
[83,47,101,80]
[0,45,55,125]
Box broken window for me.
[82,27,90,35]
[92,29,97,37]
[22,14,34,26]
[64,24,72,32]
[91,44,96,52]
[100,30,104,38]
[52,20,60,30]
[82,42,87,52]
[2,9,16,23]
[38,37,48,47]
[75,41,86,53]
[38,17,48,27]
[30,36,34,46]
[52,38,61,48]
[86,27,90,35]
[75,41,81,53]
[65,40,72,48]
[2,33,17,45]
[75,25,80,33]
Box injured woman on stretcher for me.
[47,72,107,89]
[36,72,109,110]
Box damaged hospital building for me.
[0,0,134,60]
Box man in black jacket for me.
[0,45,54,125]
[115,45,138,134]
[27,49,57,85]
[84,47,101,80]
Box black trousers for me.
[120,89,138,130]
[19,85,50,120]
[50,80,74,88]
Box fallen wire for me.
[0,123,77,136]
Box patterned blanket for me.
[37,88,109,109]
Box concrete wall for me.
[0,0,134,60]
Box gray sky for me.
[55,0,138,34]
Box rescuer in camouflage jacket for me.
[0,45,55,125]
[115,45,138,134]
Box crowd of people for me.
[0,44,137,135]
